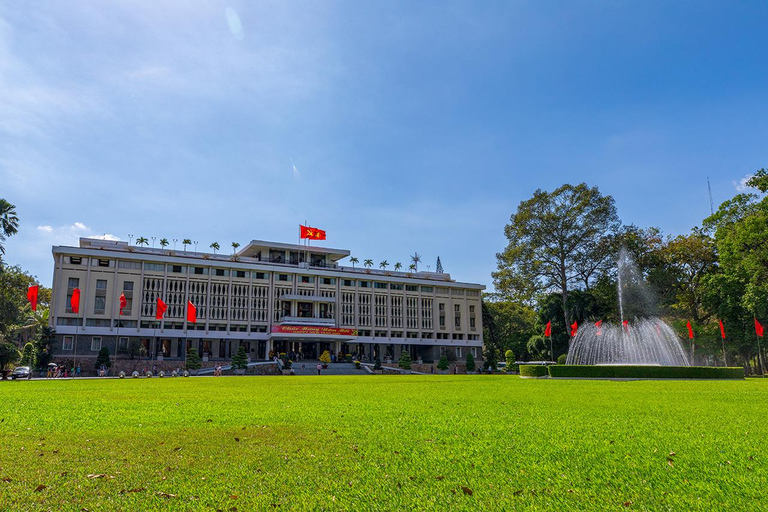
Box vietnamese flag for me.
[156,298,168,320]
[544,320,551,337]
[119,293,127,315]
[70,288,80,314]
[756,318,764,338]
[570,321,578,337]
[686,320,694,340]
[719,319,726,340]
[187,301,197,324]
[27,285,39,312]
[300,225,326,240]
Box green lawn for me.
[0,376,765,511]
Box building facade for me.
[50,238,484,367]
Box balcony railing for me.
[279,315,336,326]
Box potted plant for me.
[354,359,361,369]
[319,350,331,369]
[437,355,449,374]
[345,353,353,363]
[186,348,203,375]
[373,357,382,373]
[399,350,412,374]
[231,346,248,375]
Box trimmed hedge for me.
[519,365,549,378]
[548,365,744,380]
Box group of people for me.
[46,365,81,378]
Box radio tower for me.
[707,176,714,215]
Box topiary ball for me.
[119,371,125,378]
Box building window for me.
[169,265,186,273]
[117,260,141,269]
[91,337,102,351]
[255,272,268,280]
[119,337,129,352]
[123,281,134,291]
[98,259,110,267]
[421,286,433,293]
[439,303,445,328]
[390,283,403,291]
[69,256,82,265]
[63,336,74,350]
[193,267,208,275]
[454,304,461,328]
[374,282,387,289]
[234,270,248,278]
[300,276,314,284]
[214,268,228,277]
[343,279,354,287]
[144,263,164,272]
[406,285,418,292]
[94,279,107,314]
[278,274,292,282]
[469,305,476,329]
[359,281,371,288]
[322,277,335,285]
[455,347,462,359]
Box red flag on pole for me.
[544,321,551,337]
[300,225,326,240]
[70,288,80,314]
[622,319,629,331]
[156,298,168,320]
[595,320,603,336]
[119,293,127,315]
[570,321,578,337]
[719,319,726,340]
[686,320,694,340]
[756,318,764,337]
[27,285,39,312]
[187,301,197,324]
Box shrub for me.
[557,354,568,365]
[0,341,21,371]
[186,348,202,370]
[437,355,449,371]
[231,346,248,370]
[399,350,412,370]
[319,350,331,365]
[346,353,353,363]
[94,347,112,369]
[374,357,382,370]
[465,352,475,372]
[548,365,744,380]
[505,349,515,363]
[519,365,549,378]
[20,342,35,367]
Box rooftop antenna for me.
[707,176,714,215]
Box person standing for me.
[316,363,322,375]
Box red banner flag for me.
[300,225,326,240]
[27,285,39,312]
[156,298,168,320]
[70,288,80,314]
[570,321,578,337]
[119,293,127,315]
[622,319,629,331]
[756,318,764,338]
[686,320,694,340]
[544,320,551,337]
[187,301,197,324]
[719,319,726,340]
[595,320,603,328]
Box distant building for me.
[50,238,484,366]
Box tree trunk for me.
[561,263,569,350]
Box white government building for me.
[50,237,485,366]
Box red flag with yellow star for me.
[300,225,326,240]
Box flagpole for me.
[73,309,79,379]
[756,332,764,376]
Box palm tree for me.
[410,252,422,272]
[182,239,192,252]
[0,199,19,256]
[349,256,359,268]
[364,259,373,269]
[408,263,416,273]
[379,260,389,270]
[394,262,402,272]
[136,237,149,247]
[231,242,240,255]
[210,242,220,254]
[159,238,169,249]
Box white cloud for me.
[90,233,120,241]
[225,7,245,41]
[36,225,53,233]
[291,158,301,180]
[73,222,87,231]
[734,174,756,193]
[32,222,120,245]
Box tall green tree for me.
[0,199,19,260]
[494,183,620,332]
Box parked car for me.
[11,366,32,380]
[496,362,507,372]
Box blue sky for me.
[2,1,767,289]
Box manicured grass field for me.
[1,376,766,511]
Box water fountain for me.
[566,248,690,366]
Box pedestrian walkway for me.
[290,362,364,376]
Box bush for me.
[94,347,112,369]
[186,348,202,370]
[466,352,476,372]
[0,341,21,371]
[399,350,412,370]
[374,357,382,370]
[231,346,248,370]
[548,365,744,380]
[505,350,515,362]
[319,350,331,365]
[519,365,549,378]
[346,353,353,363]
[437,355,449,371]
[557,354,568,365]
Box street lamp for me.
[128,234,134,246]
[151,236,156,248]
[173,238,178,250]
